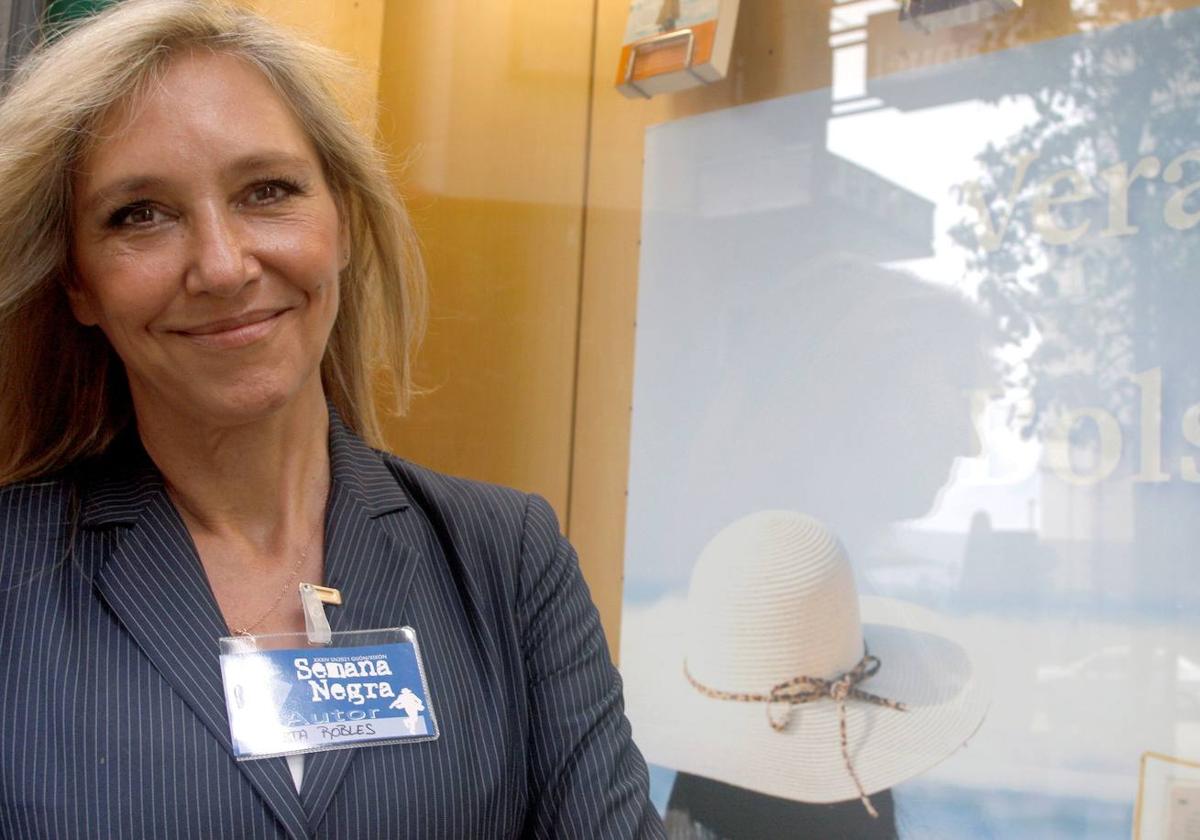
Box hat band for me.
[682,649,907,818]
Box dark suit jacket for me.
[0,413,664,839]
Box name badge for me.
[219,627,439,760]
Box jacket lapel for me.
[79,415,421,836]
[79,442,306,840]
[297,414,422,828]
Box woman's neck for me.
[132,382,332,549]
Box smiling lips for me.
[173,308,290,349]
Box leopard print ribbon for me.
[683,649,907,818]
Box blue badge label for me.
[219,632,438,759]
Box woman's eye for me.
[246,179,301,206]
[108,203,163,228]
[250,184,283,203]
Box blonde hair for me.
[0,0,425,483]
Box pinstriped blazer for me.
[0,413,665,839]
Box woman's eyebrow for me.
[81,176,165,213]
[227,152,315,176]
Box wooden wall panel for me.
[374,2,595,520]
[245,0,385,124]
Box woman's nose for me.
[185,207,260,296]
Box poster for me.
[623,0,719,44]
[620,8,1200,838]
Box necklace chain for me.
[230,511,325,637]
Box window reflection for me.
[622,2,1200,837]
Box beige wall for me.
[246,0,385,123]
[373,2,594,524]
[249,0,385,64]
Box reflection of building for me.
[684,142,935,261]
[1038,471,1136,606]
[863,9,1032,110]
[959,516,1052,603]
[822,152,934,257]
[950,475,1137,610]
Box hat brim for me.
[620,594,991,803]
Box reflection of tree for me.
[949,5,1200,436]
[944,10,1200,787]
[949,3,1200,622]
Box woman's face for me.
[69,50,345,428]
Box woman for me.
[0,2,663,838]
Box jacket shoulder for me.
[0,472,75,528]
[0,473,75,585]
[380,452,532,527]
[376,453,566,580]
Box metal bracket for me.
[623,28,704,99]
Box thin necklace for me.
[231,511,325,637]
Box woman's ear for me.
[64,277,100,326]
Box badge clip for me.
[307,584,343,606]
[299,582,340,645]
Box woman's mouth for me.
[173,308,290,349]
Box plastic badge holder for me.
[218,625,439,761]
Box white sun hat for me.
[621,510,989,813]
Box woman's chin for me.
[136,376,321,431]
